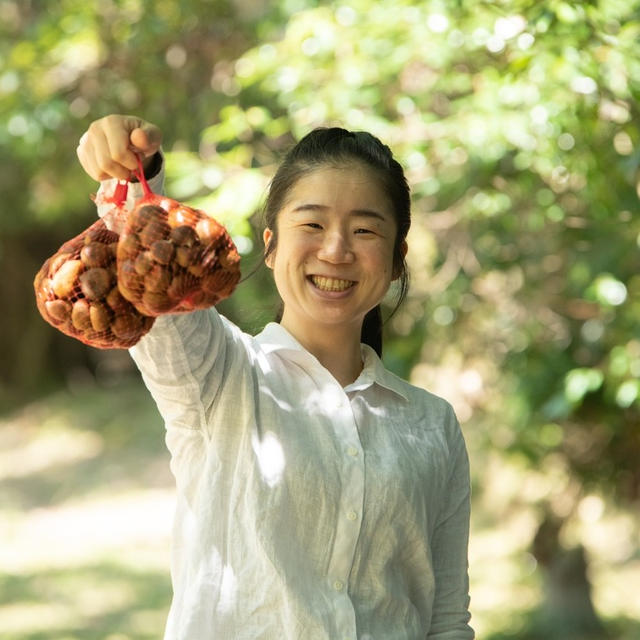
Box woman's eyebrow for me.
[291,203,389,221]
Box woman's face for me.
[263,164,405,342]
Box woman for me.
[77,115,474,639]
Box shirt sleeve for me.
[129,309,230,436]
[427,406,475,639]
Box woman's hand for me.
[76,114,163,182]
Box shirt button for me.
[347,510,358,521]
[333,580,344,591]
[347,446,359,457]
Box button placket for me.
[324,385,363,640]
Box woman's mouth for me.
[309,275,356,292]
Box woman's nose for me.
[317,231,355,263]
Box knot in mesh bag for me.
[116,158,241,316]
[34,219,155,349]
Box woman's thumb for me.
[130,123,162,156]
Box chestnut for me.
[166,273,195,301]
[110,313,143,341]
[144,264,171,293]
[219,247,240,269]
[117,233,140,261]
[134,251,154,276]
[196,217,224,245]
[71,299,92,331]
[133,205,165,231]
[51,260,83,298]
[119,260,144,291]
[89,302,112,332]
[105,286,129,312]
[140,218,171,246]
[170,225,198,247]
[175,245,199,268]
[45,299,72,323]
[81,242,112,268]
[141,290,175,314]
[79,267,112,301]
[150,239,175,265]
[167,206,195,228]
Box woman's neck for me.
[280,317,363,387]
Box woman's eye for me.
[355,228,374,234]
[304,222,322,229]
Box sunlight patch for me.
[216,564,238,614]
[251,431,285,488]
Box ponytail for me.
[361,305,383,357]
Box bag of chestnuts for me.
[34,155,241,349]
[34,217,156,349]
[116,159,241,316]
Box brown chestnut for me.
[105,286,129,312]
[133,205,165,231]
[71,299,92,331]
[79,267,112,301]
[110,313,143,341]
[89,302,112,332]
[140,218,171,246]
[141,290,175,314]
[144,264,171,293]
[81,242,112,268]
[170,225,198,247]
[166,273,195,301]
[45,299,72,323]
[117,233,140,261]
[134,251,155,276]
[119,260,144,292]
[150,240,175,265]
[196,217,224,245]
[51,260,83,298]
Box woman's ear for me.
[392,240,408,279]
[263,228,274,269]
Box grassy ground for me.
[0,376,173,639]
[1,375,639,639]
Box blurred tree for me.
[2,0,640,634]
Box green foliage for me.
[3,0,640,634]
[2,0,640,577]
[3,0,640,484]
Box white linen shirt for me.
[97,173,473,639]
[128,310,474,640]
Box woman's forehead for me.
[283,164,393,214]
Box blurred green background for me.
[1,0,639,638]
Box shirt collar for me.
[255,322,409,402]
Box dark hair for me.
[263,127,411,357]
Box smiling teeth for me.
[311,276,354,292]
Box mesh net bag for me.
[34,215,155,349]
[116,157,241,316]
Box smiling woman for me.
[264,162,404,385]
[262,127,410,368]
[74,115,474,640]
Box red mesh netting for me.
[34,154,241,348]
[116,155,240,316]
[33,219,155,349]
